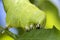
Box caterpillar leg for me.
[36,24,40,29]
[35,13,46,29]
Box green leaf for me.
[17,28,60,40]
[30,0,60,30]
[0,33,14,40]
[0,27,60,40]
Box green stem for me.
[0,26,18,40]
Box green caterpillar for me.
[3,0,46,31]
